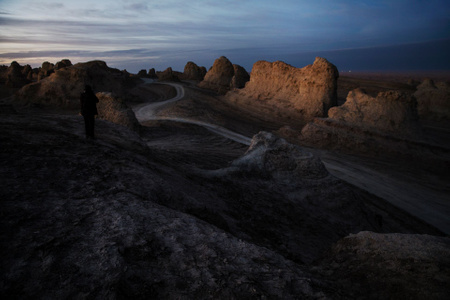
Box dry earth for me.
[1,72,449,299]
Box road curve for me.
[132,82,252,145]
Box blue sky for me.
[0,0,449,72]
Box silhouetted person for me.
[80,85,99,139]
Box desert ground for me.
[1,61,449,299]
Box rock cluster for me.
[198,56,249,94]
[96,92,141,132]
[15,60,135,109]
[328,88,421,138]
[183,61,207,81]
[225,57,339,125]
[414,79,450,122]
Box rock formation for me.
[137,69,148,77]
[38,61,55,81]
[148,68,157,78]
[318,231,450,299]
[183,61,207,81]
[228,131,329,182]
[54,59,72,70]
[96,92,141,132]
[414,79,450,123]
[298,88,450,173]
[231,64,250,89]
[198,56,249,94]
[5,61,30,88]
[328,88,421,138]
[157,67,180,82]
[225,57,339,125]
[15,60,136,108]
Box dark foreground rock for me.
[0,110,446,299]
[316,231,450,299]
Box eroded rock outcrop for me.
[328,88,421,138]
[157,67,180,82]
[54,59,72,70]
[318,231,450,299]
[183,61,207,81]
[298,88,450,173]
[225,57,339,125]
[198,56,249,94]
[15,60,135,108]
[414,79,450,123]
[96,92,141,132]
[4,61,30,88]
[229,131,329,182]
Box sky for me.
[0,0,449,72]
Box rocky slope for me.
[316,231,450,299]
[0,72,449,299]
[225,57,339,127]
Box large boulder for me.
[183,61,207,81]
[225,57,339,125]
[328,88,421,138]
[15,60,134,109]
[318,231,450,299]
[96,92,140,132]
[414,79,450,123]
[198,56,249,94]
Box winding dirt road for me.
[133,82,252,145]
[133,81,450,235]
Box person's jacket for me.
[80,90,99,116]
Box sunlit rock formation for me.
[183,61,207,81]
[414,79,450,123]
[15,60,134,108]
[198,56,250,94]
[328,88,421,138]
[225,57,339,125]
[96,92,141,132]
